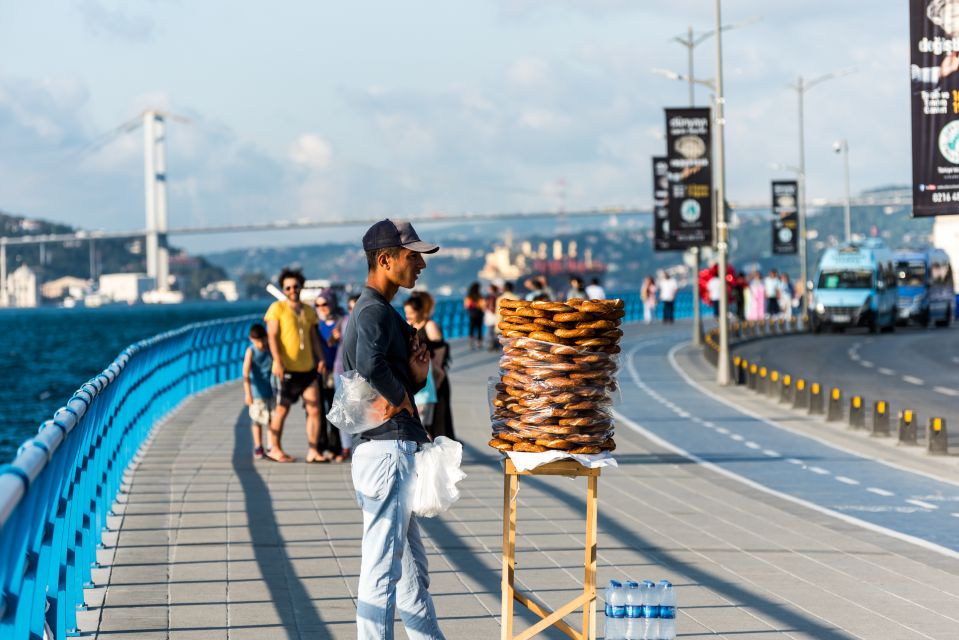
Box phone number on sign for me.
[931,190,959,203]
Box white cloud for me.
[76,0,154,42]
[518,107,569,131]
[508,56,550,88]
[290,133,333,171]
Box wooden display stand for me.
[501,458,600,640]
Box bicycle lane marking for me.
[611,336,959,559]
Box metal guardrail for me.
[0,314,256,639]
[702,316,952,454]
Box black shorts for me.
[277,370,318,407]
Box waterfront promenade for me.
[86,323,959,639]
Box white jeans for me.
[352,440,445,640]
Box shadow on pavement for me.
[231,408,329,637]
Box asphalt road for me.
[731,325,959,442]
[615,324,959,557]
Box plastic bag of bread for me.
[326,371,388,435]
[411,436,467,517]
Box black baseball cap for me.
[362,219,439,254]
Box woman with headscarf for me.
[404,292,455,440]
[313,288,346,461]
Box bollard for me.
[733,356,744,384]
[740,359,749,386]
[748,363,758,390]
[848,395,865,430]
[808,382,824,415]
[780,374,794,404]
[872,400,890,437]
[758,367,768,395]
[827,387,843,422]
[928,417,949,455]
[898,409,918,445]
[767,371,780,399]
[793,378,809,410]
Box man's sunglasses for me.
[283,285,301,291]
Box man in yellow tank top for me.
[264,268,322,462]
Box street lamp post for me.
[789,69,854,322]
[666,16,757,350]
[834,139,852,242]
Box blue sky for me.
[0,1,908,252]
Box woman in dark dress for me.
[403,292,455,441]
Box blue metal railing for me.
[0,315,256,639]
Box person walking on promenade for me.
[640,276,657,324]
[314,288,346,462]
[764,269,781,318]
[779,273,794,320]
[585,277,605,300]
[264,268,322,463]
[483,283,500,350]
[523,275,554,301]
[658,270,678,324]
[567,275,587,300]
[707,272,722,318]
[342,218,445,639]
[747,270,766,321]
[242,323,274,460]
[464,282,485,350]
[404,292,455,441]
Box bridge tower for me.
[143,110,170,292]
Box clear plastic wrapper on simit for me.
[411,436,467,518]
[325,370,388,435]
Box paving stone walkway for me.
[86,325,959,639]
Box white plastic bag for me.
[412,436,467,517]
[326,371,388,435]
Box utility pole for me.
[835,139,852,242]
[713,0,730,385]
[669,17,757,348]
[789,68,854,321]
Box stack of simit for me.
[488,298,624,454]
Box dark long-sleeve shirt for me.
[341,286,429,443]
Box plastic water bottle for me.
[604,580,626,640]
[658,580,676,640]
[624,581,642,639]
[641,580,660,640]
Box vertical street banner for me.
[771,180,799,254]
[665,108,713,246]
[910,0,959,216]
[652,156,675,251]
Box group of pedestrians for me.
[727,269,796,322]
[640,271,678,324]
[243,269,357,464]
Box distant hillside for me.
[0,210,227,299]
[203,200,934,297]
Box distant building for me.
[7,264,39,308]
[98,273,156,304]
[42,276,91,300]
[479,231,606,283]
[200,280,239,302]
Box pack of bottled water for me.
[603,578,676,640]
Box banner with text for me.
[771,180,799,254]
[652,156,676,251]
[665,107,713,246]
[910,0,959,216]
